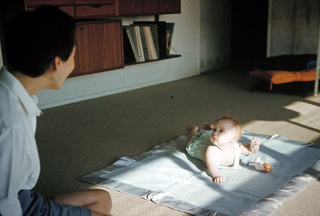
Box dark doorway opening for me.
[231,0,269,69]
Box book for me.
[143,26,158,60]
[127,26,142,62]
[133,21,167,58]
[126,27,140,62]
[166,23,175,56]
[132,22,159,59]
[132,25,145,62]
[145,24,159,59]
[123,26,138,63]
[139,26,151,61]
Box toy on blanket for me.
[247,138,272,173]
[253,157,273,173]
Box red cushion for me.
[249,69,319,84]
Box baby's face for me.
[210,120,237,148]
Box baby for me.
[186,116,261,184]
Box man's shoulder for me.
[0,85,25,129]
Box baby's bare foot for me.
[203,123,214,130]
[186,125,199,132]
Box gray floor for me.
[35,68,320,215]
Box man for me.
[0,5,112,215]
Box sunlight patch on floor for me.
[242,120,319,144]
[284,101,320,132]
[305,95,320,104]
[242,96,320,144]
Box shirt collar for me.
[0,66,42,118]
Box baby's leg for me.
[54,189,112,215]
[202,123,214,130]
[186,125,199,148]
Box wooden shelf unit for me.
[124,54,181,67]
[72,20,124,77]
[0,0,181,77]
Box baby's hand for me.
[213,176,225,184]
[250,137,261,154]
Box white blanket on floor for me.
[78,132,320,216]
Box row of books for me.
[123,21,175,64]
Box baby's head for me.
[215,116,242,142]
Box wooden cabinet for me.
[25,0,73,6]
[117,0,158,16]
[74,0,116,18]
[117,0,180,16]
[0,0,180,77]
[25,0,75,17]
[158,0,181,14]
[72,20,124,76]
[74,0,114,4]
[25,0,117,18]
[24,0,181,17]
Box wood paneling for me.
[117,0,179,16]
[72,20,124,76]
[25,0,73,6]
[118,0,142,16]
[26,6,75,17]
[75,5,116,18]
[158,0,181,14]
[74,0,114,5]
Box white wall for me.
[0,0,231,109]
[267,0,319,57]
[200,0,231,72]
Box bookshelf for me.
[124,55,181,67]
[0,0,181,77]
[123,20,180,65]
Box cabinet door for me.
[158,0,180,14]
[142,0,158,14]
[117,0,157,16]
[25,0,75,17]
[72,20,124,76]
[75,5,116,18]
[74,0,114,4]
[25,0,73,6]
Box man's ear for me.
[53,56,62,71]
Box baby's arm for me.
[240,137,261,155]
[202,146,225,184]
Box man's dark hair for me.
[5,5,76,77]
